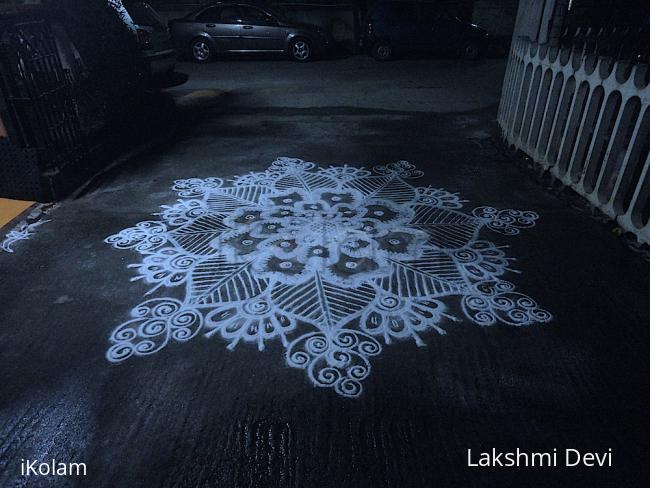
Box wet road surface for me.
[1,57,648,487]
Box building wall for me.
[512,0,568,44]
[471,0,519,39]
[568,0,650,28]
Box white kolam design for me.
[0,220,48,253]
[105,158,551,397]
[1,204,54,254]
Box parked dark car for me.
[124,1,177,75]
[362,1,489,61]
[169,3,332,62]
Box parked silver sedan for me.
[169,3,332,62]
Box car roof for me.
[185,3,270,19]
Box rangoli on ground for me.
[105,158,551,397]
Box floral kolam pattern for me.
[105,158,551,397]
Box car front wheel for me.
[289,38,312,62]
[191,38,212,63]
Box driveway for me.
[173,56,507,112]
[0,56,648,488]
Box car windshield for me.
[125,2,165,28]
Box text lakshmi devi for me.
[467,448,613,468]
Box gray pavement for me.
[173,56,506,112]
[0,56,648,488]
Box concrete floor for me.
[176,56,507,112]
[0,56,649,487]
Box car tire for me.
[371,41,392,61]
[191,38,213,63]
[461,40,481,60]
[288,38,312,62]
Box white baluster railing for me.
[498,36,650,244]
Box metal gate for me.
[0,19,85,171]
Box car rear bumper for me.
[142,48,178,74]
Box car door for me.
[195,5,243,52]
[239,6,285,51]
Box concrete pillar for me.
[512,0,569,44]
[471,0,519,40]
